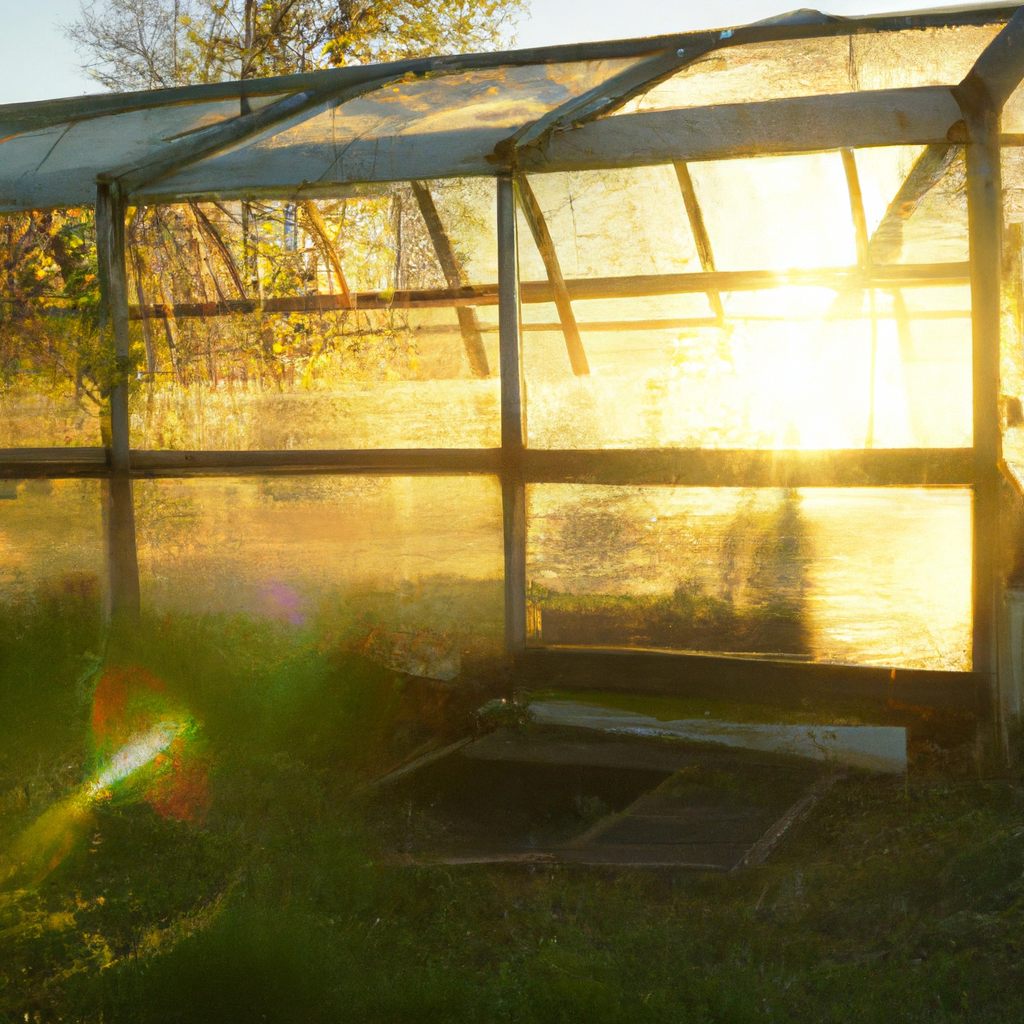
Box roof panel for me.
[0,95,286,212]
[140,59,641,200]
[617,24,1001,114]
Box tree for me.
[1,1,525,448]
[66,0,526,91]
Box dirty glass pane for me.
[523,291,972,449]
[147,59,641,197]
[0,367,104,448]
[618,25,1000,114]
[135,475,504,670]
[0,208,105,447]
[0,479,105,601]
[129,182,501,449]
[0,96,286,213]
[855,146,969,266]
[526,484,971,671]
[519,148,971,450]
[684,154,857,271]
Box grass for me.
[1,584,1023,1022]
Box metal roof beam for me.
[529,86,964,172]
[0,5,1017,141]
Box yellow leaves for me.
[272,342,284,355]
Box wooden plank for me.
[411,181,490,377]
[0,447,108,464]
[733,773,843,871]
[498,175,527,654]
[0,446,975,487]
[957,102,1007,735]
[956,6,1024,113]
[361,737,473,791]
[514,173,589,374]
[519,646,992,718]
[553,844,738,868]
[464,728,708,773]
[528,87,965,173]
[523,447,974,488]
[118,262,971,322]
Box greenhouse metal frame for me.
[3,4,1024,746]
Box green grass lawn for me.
[1,588,1023,1023]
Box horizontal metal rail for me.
[107,263,970,321]
[523,447,974,488]
[529,86,965,172]
[0,446,974,487]
[1,6,1014,140]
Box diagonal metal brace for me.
[494,43,716,168]
[514,173,589,376]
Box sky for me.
[0,0,992,105]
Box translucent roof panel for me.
[616,24,1001,114]
[141,59,641,200]
[0,95,285,212]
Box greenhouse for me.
[3,2,1024,764]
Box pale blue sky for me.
[0,1,985,105]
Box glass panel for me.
[520,149,971,450]
[523,296,972,450]
[129,183,501,449]
[135,475,504,658]
[0,208,104,447]
[618,26,1001,114]
[149,59,642,196]
[0,97,286,213]
[855,146,969,266]
[518,166,701,281]
[685,154,857,271]
[0,478,106,600]
[526,484,971,671]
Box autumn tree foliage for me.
[1,1,522,447]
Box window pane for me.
[0,479,106,599]
[527,484,970,671]
[135,475,504,658]
[129,183,501,449]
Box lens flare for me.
[2,666,210,891]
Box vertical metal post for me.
[498,175,527,653]
[96,183,141,619]
[962,106,1002,705]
